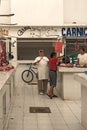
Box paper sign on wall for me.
[55,42,62,53]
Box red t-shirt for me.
[49,57,58,71]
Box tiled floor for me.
[5,82,85,130]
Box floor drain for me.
[10,117,14,120]
[29,107,51,113]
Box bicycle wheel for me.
[21,70,34,83]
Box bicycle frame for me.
[28,63,37,76]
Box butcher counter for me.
[56,66,87,100]
[74,73,87,129]
[0,62,18,130]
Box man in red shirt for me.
[47,52,59,99]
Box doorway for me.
[17,38,56,60]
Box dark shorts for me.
[49,70,57,87]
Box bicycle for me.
[21,63,38,83]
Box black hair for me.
[50,52,57,58]
[80,48,85,52]
[62,56,70,64]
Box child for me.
[47,52,59,99]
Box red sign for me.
[55,42,62,53]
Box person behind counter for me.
[62,55,70,64]
[59,55,73,67]
[77,48,87,67]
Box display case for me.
[65,38,87,56]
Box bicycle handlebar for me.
[27,63,37,69]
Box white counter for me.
[59,66,87,72]
[0,70,15,91]
[0,62,18,130]
[74,73,87,129]
[56,67,87,100]
[74,73,87,85]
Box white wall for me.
[0,0,10,14]
[11,0,63,26]
[0,0,11,24]
[63,0,87,24]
